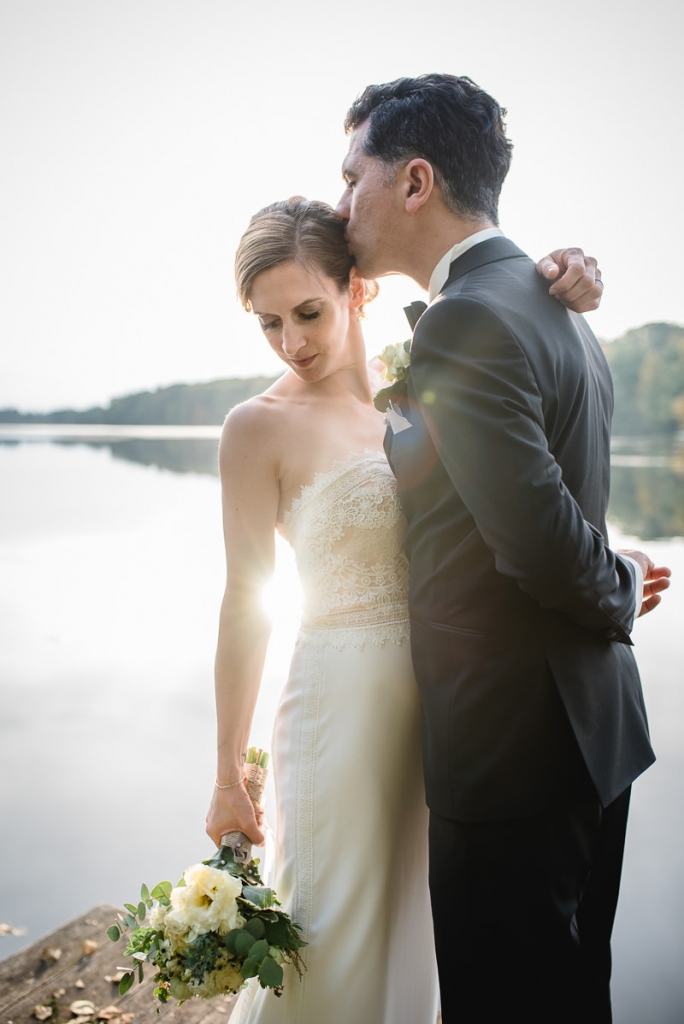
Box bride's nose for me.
[281,323,306,358]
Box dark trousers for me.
[429,786,631,1024]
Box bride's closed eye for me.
[298,310,321,322]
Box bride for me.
[204,197,603,1024]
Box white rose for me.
[170,864,242,939]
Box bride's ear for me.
[348,267,365,310]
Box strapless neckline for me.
[279,448,388,534]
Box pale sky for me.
[1,0,682,412]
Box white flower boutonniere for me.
[373,339,411,412]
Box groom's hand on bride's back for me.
[536,247,603,312]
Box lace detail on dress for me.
[279,450,409,650]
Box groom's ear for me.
[403,159,435,214]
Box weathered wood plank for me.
[0,907,238,1024]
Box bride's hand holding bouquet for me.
[108,749,304,1005]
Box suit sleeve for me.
[410,296,637,641]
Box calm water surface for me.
[0,427,682,1023]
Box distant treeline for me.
[2,322,684,435]
[603,322,684,436]
[0,376,278,426]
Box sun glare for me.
[260,536,303,629]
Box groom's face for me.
[335,122,403,280]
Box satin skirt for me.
[233,635,439,1024]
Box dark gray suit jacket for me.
[385,236,655,821]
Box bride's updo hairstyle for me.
[235,196,378,315]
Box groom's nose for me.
[335,191,350,221]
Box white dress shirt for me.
[425,230,644,624]
[428,227,504,303]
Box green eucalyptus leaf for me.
[224,929,241,954]
[245,918,265,939]
[124,914,137,929]
[258,955,283,989]
[235,931,256,957]
[118,972,135,996]
[249,939,269,964]
[241,885,274,909]
[138,963,144,984]
[124,903,138,916]
[263,916,297,947]
[107,926,120,942]
[137,902,146,921]
[141,883,150,902]
[159,896,171,907]
[150,881,172,899]
[240,958,259,980]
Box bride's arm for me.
[205,402,280,848]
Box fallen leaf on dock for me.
[81,940,98,956]
[69,1001,95,1017]
[52,990,66,998]
[97,1007,121,1020]
[74,981,85,990]
[0,923,27,937]
[32,1006,52,1021]
[118,1015,134,1024]
[41,946,62,962]
[103,973,124,984]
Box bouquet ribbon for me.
[220,759,268,864]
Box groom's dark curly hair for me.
[344,74,513,224]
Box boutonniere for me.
[372,340,411,412]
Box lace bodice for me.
[278,449,410,648]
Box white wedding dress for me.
[233,449,439,1024]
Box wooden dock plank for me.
[0,907,238,1024]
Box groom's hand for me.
[536,248,603,312]
[618,548,672,617]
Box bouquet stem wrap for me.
[220,751,269,865]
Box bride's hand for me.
[536,248,603,313]
[206,780,266,849]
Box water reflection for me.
[610,438,684,540]
[0,426,222,477]
[3,428,683,541]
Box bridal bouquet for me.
[107,749,305,1004]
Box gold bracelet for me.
[215,776,245,790]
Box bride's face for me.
[249,260,364,382]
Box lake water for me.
[0,427,682,1023]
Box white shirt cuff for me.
[621,555,644,620]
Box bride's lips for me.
[291,354,317,369]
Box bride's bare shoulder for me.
[219,377,294,466]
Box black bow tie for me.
[403,301,428,332]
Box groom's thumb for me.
[536,252,562,280]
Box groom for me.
[336,75,670,1022]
